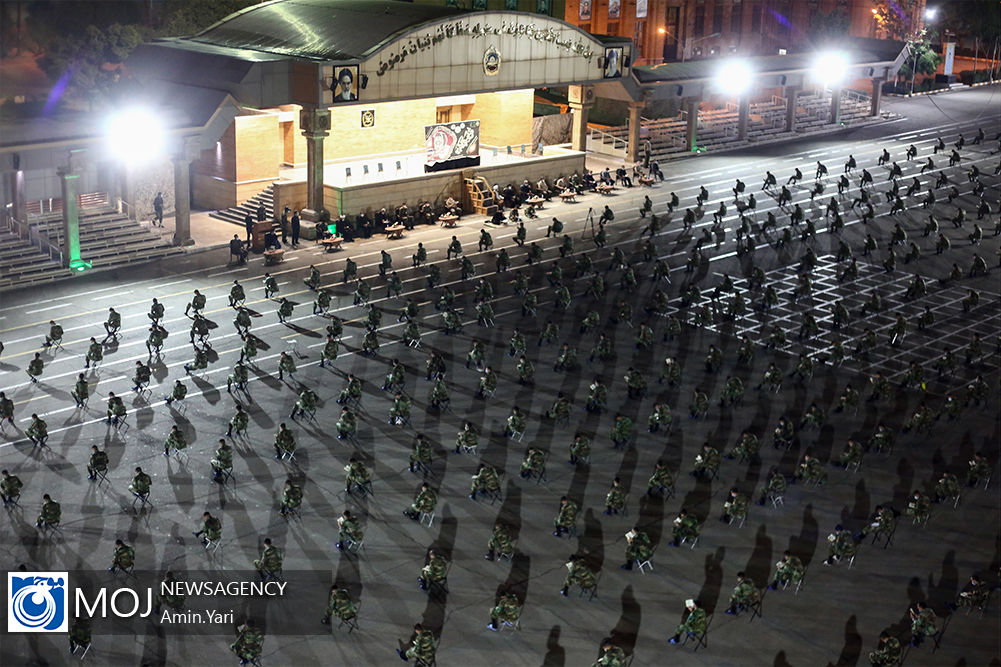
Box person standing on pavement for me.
[244,212,254,243]
[291,210,301,247]
[280,206,290,244]
[153,192,164,227]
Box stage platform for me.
[272,145,586,219]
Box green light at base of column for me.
[69,259,92,272]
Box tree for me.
[937,0,1001,43]
[156,0,262,38]
[36,23,141,108]
[897,30,941,88]
[872,0,920,41]
[807,9,850,47]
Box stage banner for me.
[425,119,481,173]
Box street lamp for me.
[811,50,849,89]
[104,107,165,165]
[715,59,753,95]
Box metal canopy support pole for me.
[301,107,331,219]
[784,85,800,132]
[684,97,699,151]
[737,96,750,140]
[626,102,644,162]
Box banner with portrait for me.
[636,0,647,18]
[579,0,592,21]
[608,0,620,19]
[425,120,481,173]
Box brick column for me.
[829,86,842,125]
[172,135,201,247]
[300,107,331,219]
[58,167,80,269]
[684,97,699,151]
[737,96,751,140]
[784,85,801,132]
[870,78,884,116]
[626,102,644,163]
[568,85,593,153]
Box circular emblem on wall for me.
[483,46,501,76]
[360,109,375,128]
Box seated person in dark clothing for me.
[582,171,597,190]
[650,162,664,181]
[396,203,412,230]
[315,221,329,240]
[418,201,434,224]
[491,209,507,225]
[444,197,462,218]
[502,184,519,208]
[353,211,369,239]
[520,180,533,199]
[374,208,389,234]
[339,217,355,242]
[229,235,248,263]
[615,167,632,187]
[264,230,281,250]
[600,168,613,185]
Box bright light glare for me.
[925,7,937,19]
[812,51,849,88]
[715,59,753,95]
[657,27,666,34]
[105,108,165,164]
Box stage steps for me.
[208,185,276,228]
[464,177,498,216]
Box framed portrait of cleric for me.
[608,0,620,19]
[579,0,592,21]
[330,66,359,103]
[603,47,623,78]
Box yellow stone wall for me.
[471,90,534,148]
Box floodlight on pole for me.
[811,51,849,89]
[105,107,165,165]
[715,59,753,96]
[925,7,937,19]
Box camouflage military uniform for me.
[671,512,700,545]
[647,403,672,432]
[727,432,759,461]
[560,557,596,594]
[229,623,264,662]
[254,543,283,575]
[771,554,804,588]
[322,588,357,625]
[553,498,579,535]
[609,415,633,448]
[691,446,720,478]
[869,634,902,665]
[488,593,522,629]
[823,527,857,564]
[726,575,760,614]
[470,464,501,498]
[486,523,514,559]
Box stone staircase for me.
[208,185,275,228]
[0,207,184,291]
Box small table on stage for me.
[596,183,615,195]
[639,176,656,187]
[438,215,458,228]
[558,191,577,203]
[319,237,344,252]
[386,224,406,239]
[526,196,544,210]
[263,248,285,265]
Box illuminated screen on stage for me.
[424,120,481,173]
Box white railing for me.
[586,128,628,156]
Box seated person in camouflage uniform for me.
[273,423,296,459]
[253,538,283,578]
[932,471,960,503]
[726,430,760,462]
[418,549,449,591]
[647,403,672,433]
[469,463,501,500]
[335,509,363,550]
[229,619,264,665]
[153,571,185,614]
[688,388,709,418]
[725,572,760,615]
[193,511,222,544]
[690,443,720,479]
[769,551,805,590]
[129,466,152,499]
[553,496,579,537]
[485,521,514,561]
[487,592,522,631]
[669,599,708,643]
[757,468,788,505]
[291,388,319,419]
[868,631,902,666]
[670,509,700,546]
[966,453,991,487]
[105,393,126,425]
[389,392,411,426]
[519,448,546,479]
[559,554,597,596]
[226,404,249,437]
[603,477,627,515]
[68,618,92,654]
[794,453,827,484]
[456,421,479,453]
[344,458,370,494]
[321,586,358,626]
[336,407,357,440]
[397,623,436,663]
[906,490,931,523]
[1,469,23,505]
[605,414,634,450]
[163,425,187,457]
[547,393,572,423]
[646,460,674,497]
[823,524,858,565]
[403,482,437,521]
[109,539,135,573]
[622,527,653,570]
[596,642,628,666]
[857,505,896,542]
[838,439,863,469]
[949,573,989,612]
[279,478,302,517]
[800,403,825,429]
[909,601,938,646]
[720,488,748,524]
[211,440,233,483]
